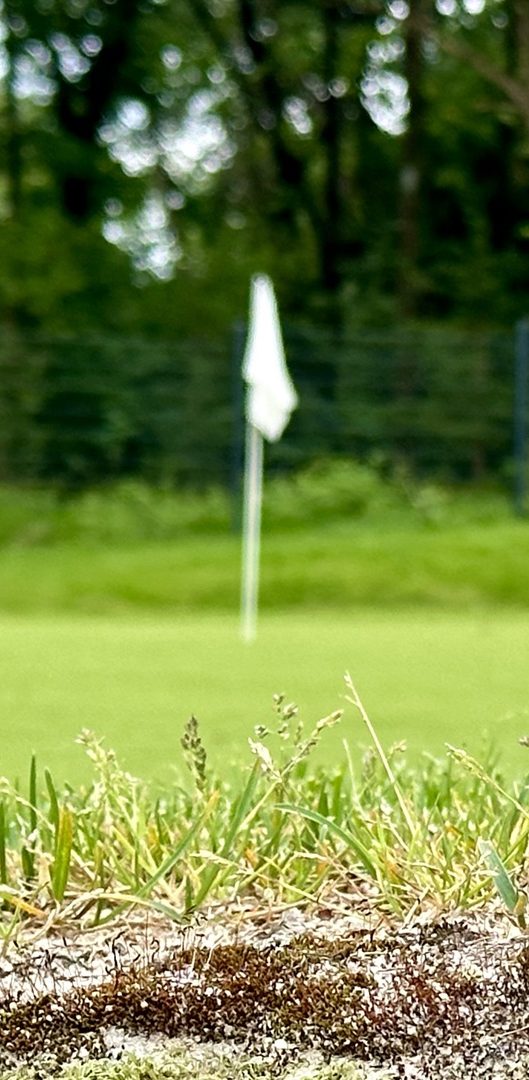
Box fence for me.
[0,322,524,501]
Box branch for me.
[424,18,529,128]
[191,0,322,231]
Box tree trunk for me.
[398,0,426,317]
[4,10,22,218]
[54,0,143,221]
[512,0,529,90]
[319,0,343,302]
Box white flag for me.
[243,274,298,442]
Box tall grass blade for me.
[51,806,73,903]
[0,802,7,886]
[28,753,37,836]
[277,803,378,879]
[44,768,60,830]
[140,798,215,896]
[477,838,526,926]
[192,762,261,908]
[21,754,38,882]
[345,674,417,838]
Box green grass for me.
[1,513,529,785]
[0,608,529,784]
[1,482,526,1076]
[1,516,529,612]
[0,680,528,935]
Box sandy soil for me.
[0,901,528,1079]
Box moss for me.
[1,924,528,1078]
[0,1047,370,1080]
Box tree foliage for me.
[0,0,528,331]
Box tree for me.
[1,0,529,334]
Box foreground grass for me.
[0,684,528,937]
[0,688,527,1080]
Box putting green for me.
[0,609,528,786]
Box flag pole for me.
[240,421,264,642]
[239,274,297,642]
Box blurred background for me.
[1,0,529,785]
[1,0,529,489]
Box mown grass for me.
[1,608,529,783]
[0,465,524,613]
[1,516,529,612]
[0,683,528,940]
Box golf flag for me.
[243,275,298,442]
[240,275,297,641]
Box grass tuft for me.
[0,684,527,939]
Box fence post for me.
[230,319,246,531]
[514,318,529,516]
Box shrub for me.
[265,459,397,526]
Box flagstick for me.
[240,422,264,642]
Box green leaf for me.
[44,768,59,830]
[277,802,378,879]
[477,838,521,914]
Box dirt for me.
[0,900,527,1079]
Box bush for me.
[56,481,231,544]
[0,482,232,547]
[264,459,394,525]
[0,461,511,548]
[0,487,57,546]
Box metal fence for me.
[0,322,524,500]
